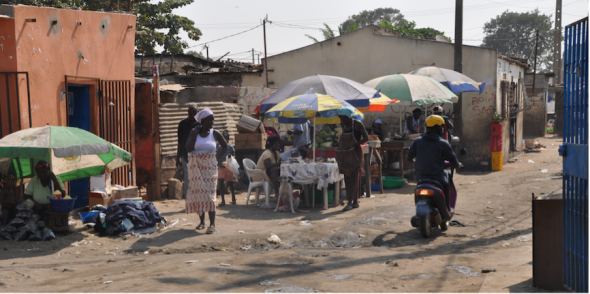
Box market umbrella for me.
[0,125,131,181]
[365,74,458,135]
[258,74,387,114]
[358,96,400,112]
[265,93,363,160]
[364,74,458,105]
[408,66,484,94]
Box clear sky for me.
[161,0,589,62]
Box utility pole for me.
[532,30,540,92]
[263,15,270,88]
[257,54,260,65]
[252,48,255,65]
[554,0,562,84]
[206,45,209,67]
[453,0,463,142]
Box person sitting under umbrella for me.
[368,119,384,141]
[255,136,282,199]
[23,160,66,214]
[404,108,423,136]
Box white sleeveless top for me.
[193,130,216,154]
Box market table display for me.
[381,138,416,179]
[280,162,343,210]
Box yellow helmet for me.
[425,115,445,127]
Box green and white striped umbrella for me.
[0,126,131,181]
[364,74,458,105]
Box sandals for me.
[352,203,359,209]
[342,204,353,211]
[230,201,237,205]
[206,225,215,234]
[195,223,206,230]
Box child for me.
[216,131,236,206]
[1,176,17,226]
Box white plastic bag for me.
[224,156,240,176]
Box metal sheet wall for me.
[561,17,588,293]
[100,80,135,187]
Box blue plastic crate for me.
[48,197,77,212]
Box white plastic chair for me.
[242,158,270,206]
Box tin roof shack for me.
[496,56,528,161]
[135,53,226,75]
[238,24,520,168]
[0,5,137,187]
[524,72,555,137]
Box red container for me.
[313,148,336,158]
[490,135,503,152]
[491,123,503,136]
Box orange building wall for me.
[0,5,136,134]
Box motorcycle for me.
[410,148,467,238]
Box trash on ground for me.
[481,269,497,273]
[541,169,548,173]
[218,263,231,267]
[446,266,480,277]
[238,230,245,234]
[449,220,466,227]
[528,160,535,163]
[185,260,199,263]
[268,234,281,244]
[104,281,112,284]
[518,236,531,242]
[502,242,510,247]
[299,221,311,226]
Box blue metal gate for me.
[560,17,588,293]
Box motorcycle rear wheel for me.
[419,214,432,238]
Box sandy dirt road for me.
[0,136,563,293]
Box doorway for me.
[67,85,91,209]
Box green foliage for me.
[339,7,406,33]
[481,9,554,72]
[186,50,206,59]
[305,22,359,43]
[378,20,450,41]
[0,0,201,55]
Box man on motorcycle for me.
[407,115,463,212]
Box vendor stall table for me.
[280,162,343,210]
[381,139,416,180]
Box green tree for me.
[378,20,451,41]
[186,50,206,59]
[0,0,202,55]
[305,22,359,43]
[339,8,407,33]
[305,23,336,43]
[481,9,554,72]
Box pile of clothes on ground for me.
[0,199,55,241]
[81,199,167,237]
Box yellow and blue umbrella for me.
[265,93,363,124]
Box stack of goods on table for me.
[0,199,55,241]
[313,126,338,158]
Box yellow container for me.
[491,152,503,171]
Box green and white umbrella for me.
[364,74,458,105]
[0,126,131,181]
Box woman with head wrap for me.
[368,118,384,141]
[255,136,282,199]
[336,107,368,211]
[23,160,66,214]
[185,108,228,234]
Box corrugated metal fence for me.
[560,17,588,293]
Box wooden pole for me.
[263,15,269,87]
[152,65,162,200]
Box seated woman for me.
[23,160,66,215]
[255,136,282,198]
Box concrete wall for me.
[0,5,136,134]
[523,88,547,137]
[239,25,500,167]
[496,58,527,161]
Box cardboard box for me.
[234,133,267,150]
[112,186,139,200]
[88,192,112,208]
[236,115,265,133]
